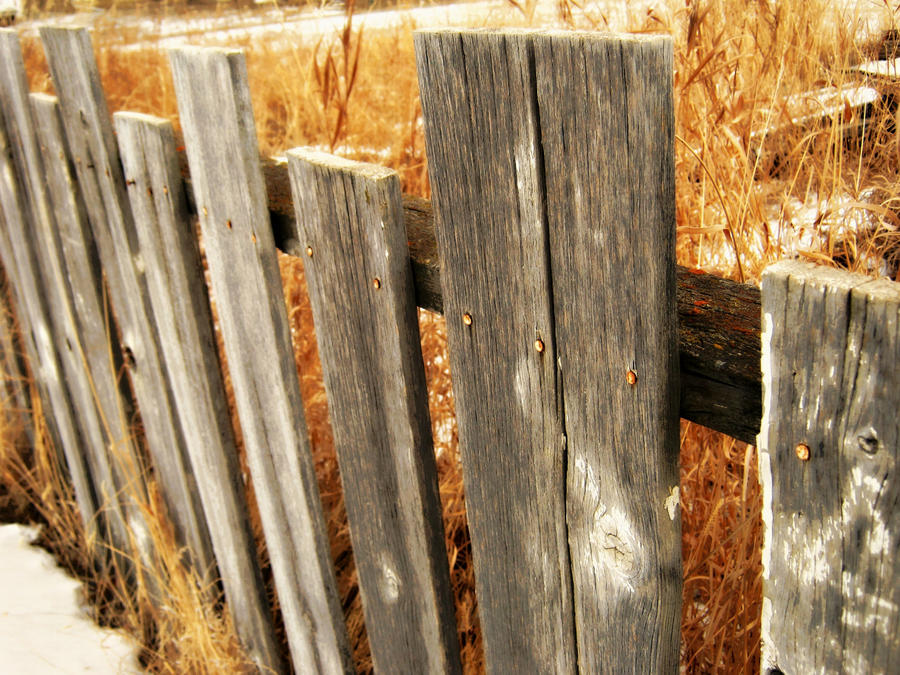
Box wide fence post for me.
[758,260,899,673]
[416,29,681,672]
[287,149,461,674]
[113,111,282,670]
[38,26,215,578]
[169,46,352,674]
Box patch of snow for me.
[0,523,141,674]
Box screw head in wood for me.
[795,443,810,461]
[626,369,638,385]
[462,313,473,327]
[534,338,544,353]
[372,278,382,290]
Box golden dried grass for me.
[4,0,900,673]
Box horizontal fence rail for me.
[177,151,764,446]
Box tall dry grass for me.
[4,0,900,673]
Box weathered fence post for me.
[758,260,899,673]
[114,111,282,671]
[0,76,99,541]
[416,29,681,672]
[169,46,352,674]
[39,26,215,578]
[287,149,461,674]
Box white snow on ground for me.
[0,523,142,674]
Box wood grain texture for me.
[287,149,461,674]
[114,111,282,671]
[759,260,899,674]
[535,32,682,672]
[0,96,98,536]
[417,29,681,672]
[25,92,143,560]
[416,29,576,672]
[39,26,215,577]
[180,145,760,442]
[169,46,352,675]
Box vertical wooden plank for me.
[1,27,141,557]
[169,47,352,675]
[416,29,680,671]
[113,110,282,672]
[759,260,899,674]
[535,32,681,673]
[416,30,575,672]
[38,26,215,578]
[0,101,99,537]
[287,149,461,674]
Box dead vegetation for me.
[3,0,900,672]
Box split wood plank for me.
[287,149,461,674]
[39,26,215,577]
[0,98,98,537]
[535,32,682,672]
[114,110,282,671]
[758,260,899,674]
[416,29,576,672]
[417,29,681,672]
[169,46,353,675]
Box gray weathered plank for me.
[39,26,215,577]
[169,46,352,675]
[416,29,576,672]
[0,99,98,537]
[535,32,682,672]
[287,149,461,674]
[416,28,681,671]
[114,110,282,671]
[3,27,146,560]
[758,260,899,674]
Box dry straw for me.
[4,0,900,672]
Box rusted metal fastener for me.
[534,339,544,353]
[462,313,473,326]
[372,278,382,290]
[305,246,314,257]
[626,369,638,385]
[795,443,810,461]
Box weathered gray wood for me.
[417,29,681,672]
[114,110,282,671]
[287,149,461,674]
[38,26,214,577]
[758,260,899,674]
[186,150,764,443]
[416,29,576,672]
[535,31,681,672]
[169,46,352,675]
[0,100,98,537]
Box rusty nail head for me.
[373,278,382,290]
[462,313,473,326]
[626,369,638,385]
[534,339,544,353]
[202,206,208,216]
[163,185,169,195]
[305,246,313,257]
[226,219,233,229]
[795,443,810,461]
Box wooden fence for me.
[0,25,896,674]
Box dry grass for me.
[4,0,900,673]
